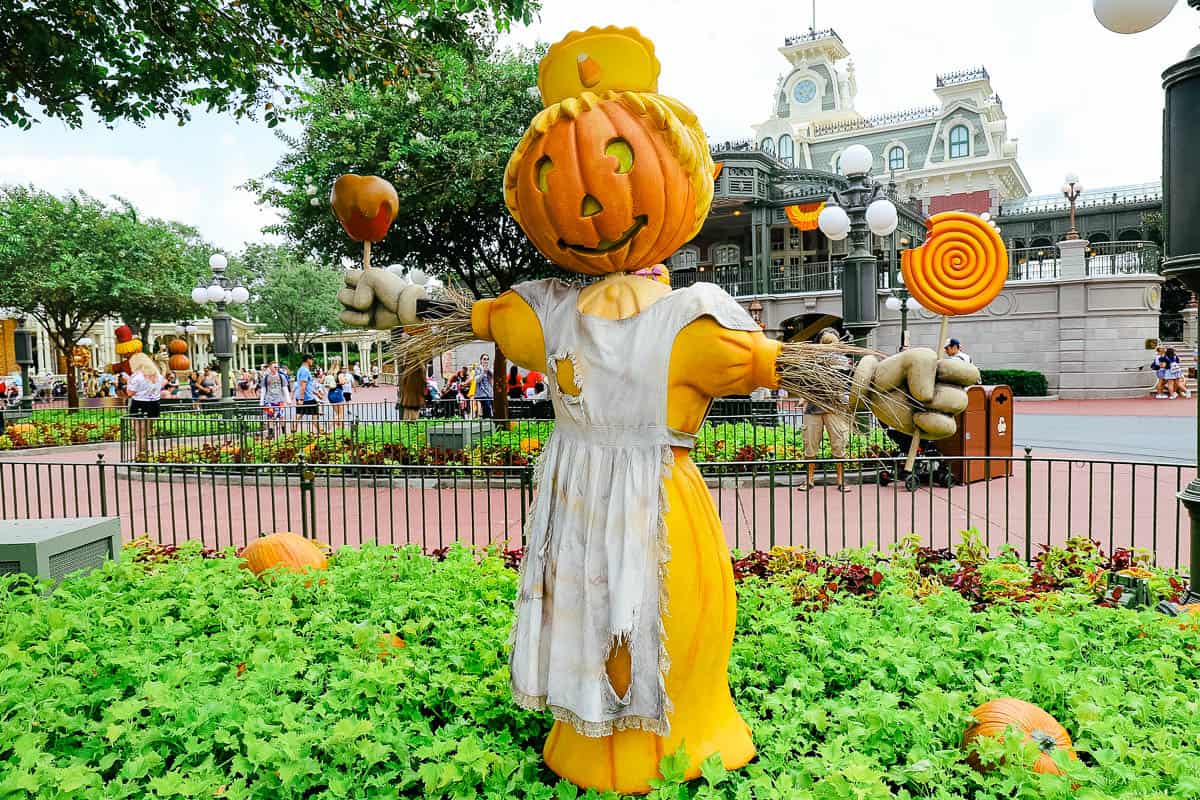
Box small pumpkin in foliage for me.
[376,634,407,659]
[962,698,1076,775]
[240,532,327,577]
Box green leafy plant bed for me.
[1,534,1196,798]
[142,421,887,472]
[0,416,122,449]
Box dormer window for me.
[949,125,970,159]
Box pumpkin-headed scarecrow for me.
[110,324,143,375]
[338,26,979,794]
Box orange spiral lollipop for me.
[901,211,1007,316]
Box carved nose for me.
[581,194,603,217]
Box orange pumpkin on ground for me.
[330,174,399,242]
[963,698,1076,775]
[167,339,189,355]
[376,634,407,659]
[240,532,327,577]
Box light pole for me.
[1093,0,1200,600]
[190,254,249,404]
[884,236,922,350]
[817,144,900,345]
[13,317,34,413]
[1062,173,1085,240]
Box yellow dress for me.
[472,276,780,794]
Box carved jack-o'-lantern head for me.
[504,27,715,275]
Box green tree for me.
[120,219,212,346]
[0,0,536,129]
[249,43,553,300]
[0,185,206,405]
[251,246,345,355]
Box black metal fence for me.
[119,408,887,466]
[2,453,1191,569]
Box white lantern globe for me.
[1094,0,1177,34]
[817,204,852,240]
[885,296,902,311]
[840,144,873,176]
[905,297,922,311]
[205,284,226,303]
[866,199,899,236]
[79,337,94,347]
[185,324,198,334]
[408,269,429,286]
[191,287,208,304]
[208,253,228,271]
[230,286,251,304]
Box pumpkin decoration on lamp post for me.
[329,174,399,270]
[167,338,190,374]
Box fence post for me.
[97,453,108,517]
[1023,446,1033,564]
[298,455,313,539]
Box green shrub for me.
[1,541,1197,798]
[980,369,1048,397]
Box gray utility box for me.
[427,421,495,451]
[0,517,121,583]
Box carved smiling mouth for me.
[559,215,647,255]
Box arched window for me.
[670,246,699,270]
[888,146,905,171]
[948,125,970,159]
[834,153,842,174]
[713,243,741,267]
[778,134,795,167]
[760,138,775,156]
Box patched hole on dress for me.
[548,351,582,404]
[603,638,633,710]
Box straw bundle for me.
[777,341,882,423]
[390,286,476,377]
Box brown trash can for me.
[937,385,989,483]
[986,384,1014,477]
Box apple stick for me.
[362,240,371,270]
[904,315,950,473]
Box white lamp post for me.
[1061,173,1085,240]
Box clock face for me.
[793,79,817,104]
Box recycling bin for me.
[936,385,989,483]
[986,384,1014,477]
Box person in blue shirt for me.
[294,354,321,429]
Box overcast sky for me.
[0,0,1193,250]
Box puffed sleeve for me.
[470,291,547,373]
[670,317,781,398]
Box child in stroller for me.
[874,424,956,491]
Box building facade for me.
[673,28,1168,398]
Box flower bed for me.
[145,419,887,469]
[0,413,122,449]
[1,534,1196,798]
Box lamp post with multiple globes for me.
[190,254,249,403]
[816,144,900,344]
[1062,173,1085,240]
[1093,0,1200,600]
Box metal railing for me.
[120,409,887,466]
[1,453,1191,569]
[1086,241,1161,276]
[1008,248,1061,281]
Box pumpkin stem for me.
[1030,730,1057,752]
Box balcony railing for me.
[1007,248,1061,281]
[672,262,756,297]
[1086,241,1161,276]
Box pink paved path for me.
[1016,397,1196,417]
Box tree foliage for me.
[250,43,554,299]
[0,0,537,129]
[249,245,345,355]
[0,185,209,405]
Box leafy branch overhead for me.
[250,42,554,298]
[0,0,538,129]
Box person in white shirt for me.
[126,353,166,460]
[944,338,973,364]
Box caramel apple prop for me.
[330,174,399,269]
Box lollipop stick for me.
[903,315,951,474]
[362,240,371,270]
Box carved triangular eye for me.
[605,138,633,174]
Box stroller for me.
[872,425,956,492]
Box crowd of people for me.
[1152,345,1191,399]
